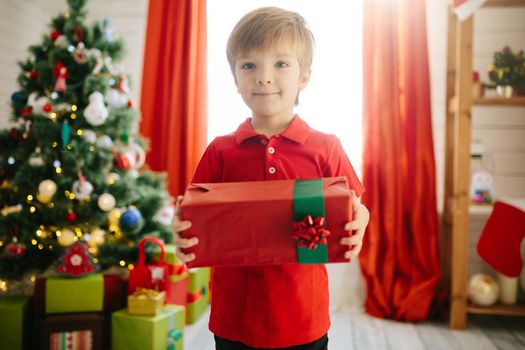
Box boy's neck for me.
[250,114,295,138]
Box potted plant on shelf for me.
[487,46,525,98]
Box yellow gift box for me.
[127,289,165,316]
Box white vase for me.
[496,85,513,98]
[497,273,518,305]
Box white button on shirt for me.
[268,166,276,174]
[268,147,275,154]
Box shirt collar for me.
[234,115,310,145]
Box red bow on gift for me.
[292,215,331,249]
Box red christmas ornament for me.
[66,210,77,223]
[50,30,61,41]
[53,61,69,79]
[5,238,26,259]
[43,104,52,112]
[115,154,131,170]
[30,69,38,80]
[20,106,33,117]
[55,242,98,277]
[127,99,136,108]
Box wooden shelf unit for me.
[473,96,525,105]
[467,303,525,317]
[443,2,525,329]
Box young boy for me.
[172,7,369,350]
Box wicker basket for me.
[127,289,165,316]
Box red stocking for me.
[477,201,525,277]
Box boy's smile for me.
[234,41,310,124]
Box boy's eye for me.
[240,63,255,70]
[275,61,289,68]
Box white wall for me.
[0,0,147,128]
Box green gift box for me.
[186,268,210,324]
[112,305,185,350]
[0,296,31,350]
[45,273,103,313]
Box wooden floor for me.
[185,307,525,350]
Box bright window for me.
[207,1,363,174]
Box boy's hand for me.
[340,190,370,261]
[172,195,198,263]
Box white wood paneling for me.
[0,0,147,129]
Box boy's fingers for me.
[175,248,195,263]
[340,235,361,246]
[172,220,192,232]
[173,237,199,248]
[344,241,363,260]
[351,190,359,206]
[345,221,359,231]
[174,195,183,215]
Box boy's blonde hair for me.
[226,7,314,76]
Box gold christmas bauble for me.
[57,228,76,246]
[38,179,57,197]
[36,193,52,204]
[98,193,116,211]
[108,208,122,226]
[88,228,106,247]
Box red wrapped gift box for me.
[180,177,352,267]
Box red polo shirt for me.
[191,116,364,348]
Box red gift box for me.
[165,265,189,306]
[180,177,352,268]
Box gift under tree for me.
[0,0,174,286]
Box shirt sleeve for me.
[322,135,365,197]
[191,138,222,183]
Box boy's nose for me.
[256,68,273,85]
[256,77,273,85]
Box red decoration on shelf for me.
[291,215,331,250]
[56,242,98,277]
[66,210,77,223]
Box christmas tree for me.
[0,0,173,283]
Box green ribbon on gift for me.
[293,179,329,264]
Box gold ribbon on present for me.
[131,288,165,300]
[128,288,166,315]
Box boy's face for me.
[234,40,310,122]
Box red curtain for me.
[360,0,441,321]
[140,0,207,196]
